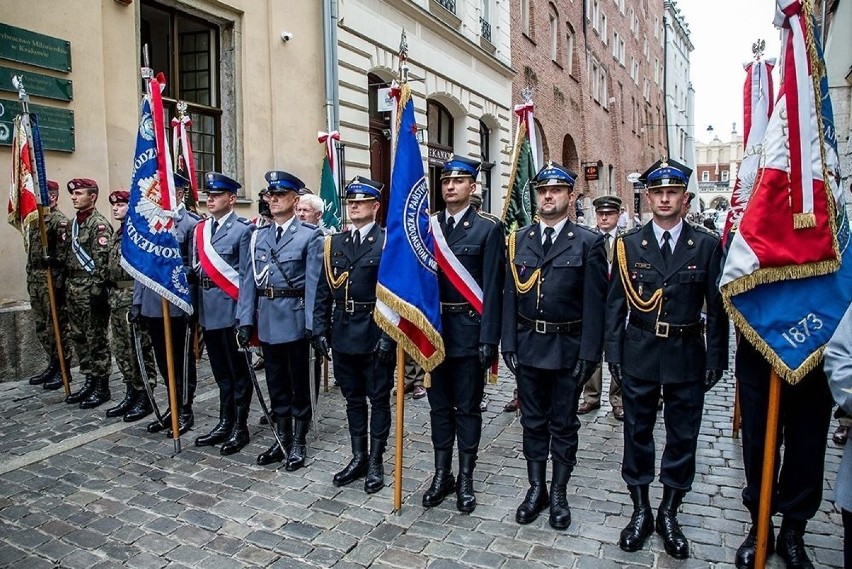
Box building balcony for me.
[434,0,456,14]
[480,17,492,43]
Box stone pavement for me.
[0,348,844,568]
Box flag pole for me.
[142,45,182,453]
[393,343,405,512]
[14,77,71,397]
[754,368,781,569]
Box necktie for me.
[211,219,219,235]
[444,216,455,238]
[353,230,361,249]
[661,230,672,267]
[276,226,283,244]
[543,226,555,255]
[605,233,613,263]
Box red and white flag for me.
[7,115,39,241]
[720,0,841,290]
[722,58,775,243]
[172,113,199,206]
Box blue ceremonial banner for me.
[120,96,193,315]
[728,214,852,380]
[374,82,445,373]
[29,114,50,206]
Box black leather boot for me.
[549,461,571,529]
[456,452,477,513]
[195,402,234,446]
[29,358,56,385]
[620,485,654,552]
[333,436,368,487]
[66,375,95,404]
[106,385,137,418]
[735,519,775,569]
[516,461,549,524]
[656,486,689,559]
[147,411,170,433]
[123,390,153,422]
[422,449,455,508]
[776,518,814,569]
[44,358,71,391]
[364,438,386,494]
[167,404,194,435]
[220,405,250,455]
[80,376,111,409]
[257,416,292,465]
[285,419,309,471]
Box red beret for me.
[46,180,59,192]
[67,178,99,192]
[109,190,130,204]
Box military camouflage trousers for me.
[65,278,112,379]
[27,273,72,362]
[110,289,157,389]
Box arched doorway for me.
[427,99,454,211]
[368,72,392,225]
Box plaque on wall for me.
[0,23,72,73]
[0,66,72,101]
[0,98,75,152]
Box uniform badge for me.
[97,235,108,246]
[567,232,574,238]
[97,224,107,232]
[368,236,375,242]
[528,231,535,238]
[687,239,694,246]
[634,262,651,269]
[463,221,470,228]
[641,239,648,247]
[260,254,267,261]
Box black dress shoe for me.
[285,419,309,471]
[28,359,56,385]
[195,403,234,446]
[79,377,110,409]
[106,385,137,418]
[422,470,455,508]
[456,453,477,513]
[166,408,195,436]
[620,507,654,551]
[364,455,385,494]
[776,522,814,569]
[257,440,287,465]
[123,393,153,422]
[516,484,549,523]
[735,523,774,569]
[220,406,250,455]
[147,411,170,434]
[66,376,95,404]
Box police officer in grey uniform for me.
[502,163,607,530]
[313,177,395,493]
[193,173,255,455]
[132,173,201,435]
[237,170,323,471]
[423,155,504,514]
[606,159,728,560]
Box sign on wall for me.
[0,98,75,152]
[0,67,72,102]
[0,24,72,73]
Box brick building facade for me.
[511,0,667,222]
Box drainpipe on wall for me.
[322,0,340,133]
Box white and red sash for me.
[430,215,483,313]
[195,219,240,300]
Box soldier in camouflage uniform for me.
[26,180,74,391]
[104,189,157,422]
[62,178,114,408]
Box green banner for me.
[0,67,72,101]
[0,98,75,152]
[0,23,71,73]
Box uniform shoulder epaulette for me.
[476,210,500,224]
[300,221,318,230]
[575,224,598,237]
[186,210,202,221]
[236,217,251,225]
[693,224,721,240]
[620,226,643,239]
[514,223,534,236]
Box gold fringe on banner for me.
[501,121,528,223]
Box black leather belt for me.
[336,300,375,313]
[440,302,473,314]
[200,277,218,289]
[518,314,581,335]
[258,287,305,299]
[628,314,703,338]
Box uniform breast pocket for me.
[552,255,583,269]
[277,251,303,263]
[456,244,481,258]
[215,243,238,257]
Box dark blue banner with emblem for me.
[374,82,444,373]
[120,96,193,315]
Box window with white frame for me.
[592,0,600,31]
[630,57,639,84]
[591,58,600,102]
[612,32,625,65]
[600,66,609,108]
[721,170,729,182]
[702,171,709,182]
[566,27,576,75]
[643,78,650,101]
[629,7,638,36]
[600,12,608,43]
[653,57,659,85]
[521,0,531,36]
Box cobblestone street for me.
[0,346,844,568]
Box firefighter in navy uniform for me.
[313,176,395,493]
[422,155,505,513]
[606,158,728,560]
[502,162,608,530]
